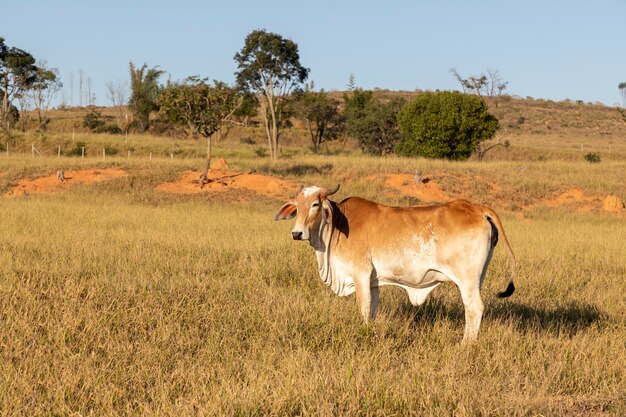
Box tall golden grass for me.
[0,144,624,415]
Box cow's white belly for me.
[372,244,447,287]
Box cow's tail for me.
[483,208,517,298]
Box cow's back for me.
[333,197,491,265]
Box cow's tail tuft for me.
[484,209,517,298]
[497,281,515,298]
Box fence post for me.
[170,153,173,160]
[82,147,85,158]
[58,145,61,158]
[5,142,8,157]
[103,148,106,160]
[149,152,152,160]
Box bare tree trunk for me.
[271,115,278,161]
[305,118,317,152]
[1,77,9,131]
[260,102,273,160]
[198,133,213,188]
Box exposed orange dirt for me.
[526,188,624,214]
[383,174,449,203]
[5,169,128,197]
[542,188,601,212]
[601,195,625,213]
[155,170,299,199]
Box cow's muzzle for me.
[291,231,303,240]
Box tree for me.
[0,37,38,130]
[450,68,508,97]
[128,62,164,132]
[355,98,405,155]
[397,91,499,160]
[29,60,62,134]
[347,73,356,91]
[293,86,345,152]
[234,29,309,160]
[619,82,626,108]
[106,79,129,128]
[159,77,241,185]
[232,91,258,126]
[343,89,404,155]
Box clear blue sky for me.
[4,0,625,106]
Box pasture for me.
[0,137,624,415]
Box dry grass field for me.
[0,113,625,416]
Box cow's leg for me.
[459,282,484,343]
[355,271,376,322]
[370,286,380,319]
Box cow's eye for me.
[311,202,320,209]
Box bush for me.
[584,153,601,163]
[240,137,256,145]
[83,109,105,131]
[103,145,119,156]
[66,141,88,157]
[396,91,499,160]
[83,110,121,134]
[95,124,122,134]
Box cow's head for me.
[274,185,340,241]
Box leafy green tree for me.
[232,91,258,126]
[343,89,404,155]
[293,86,345,152]
[234,29,309,160]
[128,62,164,132]
[343,88,373,134]
[357,98,405,155]
[0,37,38,130]
[159,77,241,185]
[397,91,499,160]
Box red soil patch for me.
[383,174,449,203]
[5,169,128,197]
[211,158,229,170]
[601,195,625,213]
[156,170,299,199]
[534,188,624,214]
[542,188,601,212]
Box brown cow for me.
[275,185,516,342]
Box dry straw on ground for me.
[0,142,624,415]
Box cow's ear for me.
[275,202,297,221]
[322,199,333,223]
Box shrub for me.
[83,110,121,134]
[95,124,122,134]
[103,145,119,156]
[584,153,601,163]
[396,91,499,160]
[66,141,88,157]
[83,109,105,131]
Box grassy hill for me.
[27,92,626,139]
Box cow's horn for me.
[324,184,340,197]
